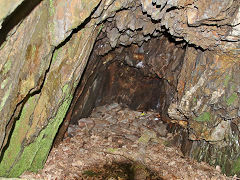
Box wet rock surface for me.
[21,103,230,179]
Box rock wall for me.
[169,47,240,175]
[0,0,102,177]
[0,0,25,28]
[0,0,239,177]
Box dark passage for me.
[39,21,229,180]
[73,36,185,120]
[54,34,185,146]
[71,59,167,124]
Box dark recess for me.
[0,0,42,46]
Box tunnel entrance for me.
[25,1,235,178]
[49,33,200,179]
[22,1,234,178]
[40,33,227,179]
[69,35,184,124]
[18,1,235,178]
[53,34,186,146]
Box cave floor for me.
[21,103,231,180]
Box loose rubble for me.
[21,103,232,179]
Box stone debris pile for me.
[21,103,230,179]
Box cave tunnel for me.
[67,35,185,124]
[52,33,190,179]
[52,8,188,147]
[56,33,186,141]
[0,0,240,179]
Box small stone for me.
[168,161,176,166]
[216,165,221,172]
[72,160,83,167]
[187,7,199,25]
[125,134,138,142]
[78,118,94,128]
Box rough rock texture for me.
[76,36,185,118]
[93,4,163,55]
[92,0,240,52]
[54,36,183,146]
[21,104,230,179]
[0,0,24,28]
[168,47,240,175]
[0,0,240,178]
[141,0,240,50]
[0,0,102,177]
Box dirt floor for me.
[21,103,236,180]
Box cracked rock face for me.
[0,0,239,177]
[141,0,240,50]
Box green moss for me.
[51,49,59,65]
[194,112,211,122]
[224,75,231,87]
[2,60,12,75]
[1,78,8,89]
[226,92,238,106]
[49,0,55,16]
[138,133,150,144]
[107,148,117,153]
[232,157,240,175]
[190,128,240,176]
[62,84,69,95]
[0,95,36,176]
[0,81,72,177]
[0,84,12,112]
[28,95,72,172]
[73,80,79,88]
[193,97,197,103]
[2,95,73,177]
[97,23,104,36]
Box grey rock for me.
[107,27,121,48]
